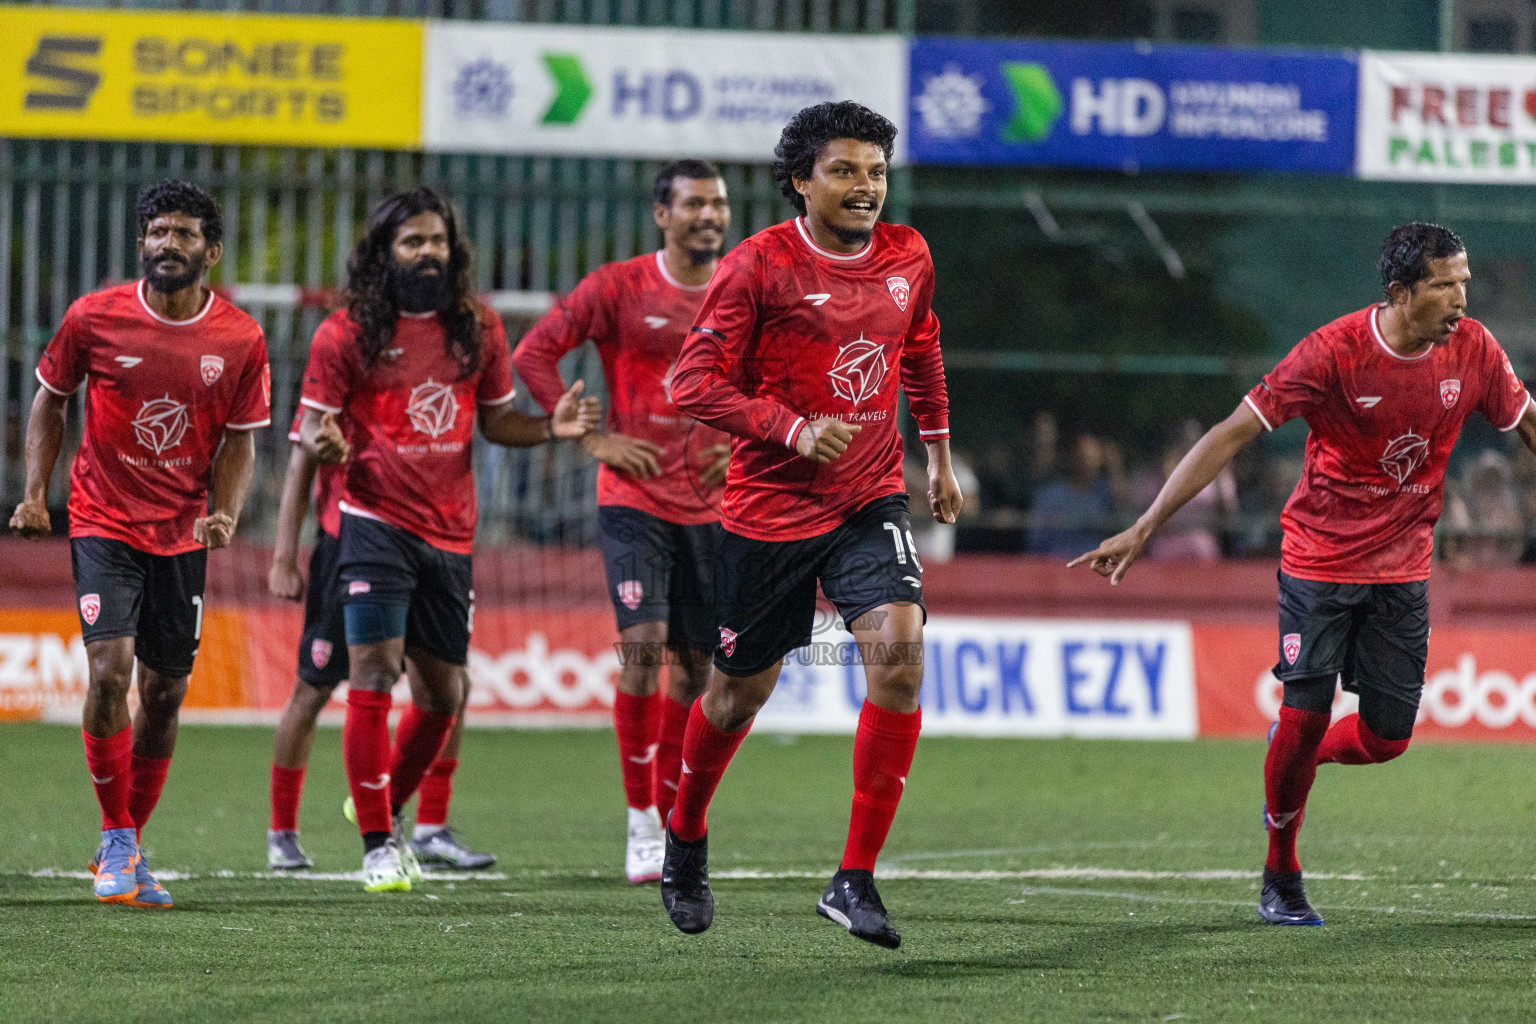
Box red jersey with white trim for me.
[37,280,270,556]
[512,251,728,525]
[299,307,516,554]
[671,218,950,541]
[1245,304,1532,584]
[287,408,344,538]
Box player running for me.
[512,159,732,884]
[265,408,494,872]
[660,102,961,949]
[296,187,597,892]
[10,180,270,908]
[1070,223,1536,926]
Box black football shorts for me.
[713,494,926,678]
[337,513,474,667]
[1273,569,1430,710]
[598,504,722,648]
[70,536,207,678]
[296,528,349,687]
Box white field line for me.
[23,868,509,882]
[883,840,1225,864]
[1010,884,1536,922]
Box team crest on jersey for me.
[1282,633,1301,665]
[1439,378,1461,409]
[719,627,738,657]
[79,593,101,626]
[131,396,189,454]
[200,355,224,387]
[310,639,333,669]
[617,580,644,610]
[886,276,911,312]
[406,379,459,439]
[1379,430,1430,485]
[827,334,887,406]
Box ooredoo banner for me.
[909,36,1357,173]
[422,23,908,161]
[1357,50,1536,182]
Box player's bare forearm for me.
[1513,400,1536,456]
[23,388,67,503]
[298,406,349,464]
[480,380,598,448]
[209,429,256,522]
[273,444,318,564]
[9,389,68,538]
[1136,403,1263,538]
[924,438,963,524]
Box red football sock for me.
[388,702,456,814]
[613,690,661,811]
[416,757,458,828]
[1264,705,1331,875]
[668,699,750,842]
[128,753,172,841]
[1315,712,1411,766]
[343,688,394,835]
[270,763,307,832]
[654,695,691,825]
[82,725,135,832]
[841,702,922,873]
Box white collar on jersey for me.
[654,250,711,292]
[1370,303,1435,362]
[136,278,215,326]
[794,217,875,262]
[399,310,436,319]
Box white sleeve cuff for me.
[300,396,342,415]
[35,367,77,397]
[1243,394,1274,432]
[783,416,807,449]
[478,387,518,407]
[1499,394,1534,432]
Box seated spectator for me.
[1443,450,1524,569]
[1026,433,1127,557]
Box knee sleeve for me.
[344,601,409,647]
[1359,690,1416,747]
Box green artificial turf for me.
[2,724,1535,1023]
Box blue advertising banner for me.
[909,37,1358,173]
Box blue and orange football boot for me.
[128,852,173,909]
[92,828,140,904]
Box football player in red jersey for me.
[513,159,732,884]
[9,181,270,908]
[264,409,495,872]
[1072,223,1536,926]
[297,187,597,892]
[662,102,961,948]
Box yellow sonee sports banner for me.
[0,5,421,148]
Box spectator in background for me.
[1443,450,1524,569]
[1133,418,1238,561]
[1026,432,1128,557]
[975,410,1058,521]
[905,447,980,562]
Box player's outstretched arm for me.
[924,437,962,524]
[1069,401,1264,585]
[268,444,318,600]
[196,428,257,550]
[479,379,599,448]
[8,388,69,539]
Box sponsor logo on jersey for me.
[1440,378,1461,409]
[113,355,142,368]
[348,580,371,596]
[616,580,643,611]
[827,334,888,406]
[1378,430,1430,485]
[1282,632,1301,665]
[886,275,911,312]
[719,627,737,657]
[200,354,224,387]
[130,395,189,455]
[1355,396,1382,408]
[310,639,333,669]
[803,293,831,306]
[644,316,669,329]
[406,379,459,439]
[79,593,101,626]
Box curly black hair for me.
[345,187,481,377]
[135,179,223,246]
[653,159,723,207]
[1380,222,1465,301]
[773,101,898,215]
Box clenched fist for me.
[8,499,51,540]
[794,417,861,464]
[194,511,236,550]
